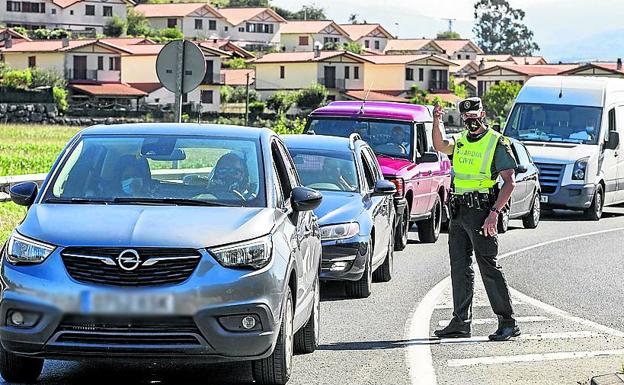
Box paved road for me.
[4,207,624,385]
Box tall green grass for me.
[0,202,26,244]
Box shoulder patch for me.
[499,136,511,145]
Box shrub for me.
[343,41,363,54]
[104,15,127,37]
[31,68,66,89]
[229,86,259,103]
[3,69,32,89]
[296,83,328,110]
[32,28,52,40]
[220,85,232,104]
[223,57,248,69]
[159,27,183,40]
[409,85,428,105]
[11,26,28,37]
[271,115,306,135]
[266,90,298,115]
[249,100,265,117]
[127,8,151,36]
[52,87,68,113]
[49,29,69,39]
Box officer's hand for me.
[482,212,498,237]
[433,104,443,120]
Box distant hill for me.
[542,28,624,63]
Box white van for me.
[504,76,624,220]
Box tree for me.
[296,83,328,110]
[229,86,259,103]
[229,0,268,6]
[473,0,540,55]
[266,91,298,115]
[32,28,51,40]
[127,8,151,36]
[272,4,326,20]
[104,15,127,37]
[409,85,429,105]
[223,57,248,69]
[436,31,461,39]
[343,41,363,54]
[449,76,467,99]
[481,81,522,120]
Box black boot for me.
[434,321,471,338]
[488,325,521,341]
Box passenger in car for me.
[116,154,152,197]
[208,153,253,199]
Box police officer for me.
[432,98,520,341]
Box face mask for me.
[465,118,481,132]
[122,177,143,195]
[585,126,595,134]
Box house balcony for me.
[65,69,121,83]
[429,80,449,92]
[318,78,346,90]
[201,73,226,85]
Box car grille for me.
[61,247,201,287]
[536,163,564,195]
[53,316,204,346]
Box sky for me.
[270,0,624,62]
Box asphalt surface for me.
[3,207,624,385]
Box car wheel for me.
[394,208,409,251]
[294,273,320,354]
[373,226,394,283]
[346,239,372,298]
[252,287,294,385]
[0,345,43,384]
[497,209,510,234]
[522,192,541,229]
[417,195,442,243]
[584,184,604,221]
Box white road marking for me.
[437,316,551,327]
[434,300,524,310]
[447,349,624,367]
[405,227,624,385]
[435,331,599,345]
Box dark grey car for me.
[1,124,322,385]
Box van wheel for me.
[584,185,604,221]
[497,210,510,234]
[373,226,394,283]
[418,195,442,243]
[394,208,409,251]
[346,239,372,298]
[294,273,320,354]
[0,345,43,383]
[252,287,294,385]
[522,193,541,229]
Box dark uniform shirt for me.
[466,129,517,179]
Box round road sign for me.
[156,40,206,94]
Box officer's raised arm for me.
[432,104,455,155]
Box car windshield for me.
[307,118,413,160]
[289,149,359,193]
[44,135,266,207]
[505,103,602,145]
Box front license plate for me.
[540,195,549,203]
[89,292,175,315]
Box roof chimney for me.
[479,58,485,70]
[61,37,69,48]
[618,58,622,71]
[4,36,12,49]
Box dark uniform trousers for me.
[449,205,516,328]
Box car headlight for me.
[210,235,272,270]
[572,157,589,181]
[6,232,55,265]
[321,223,360,241]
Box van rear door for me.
[603,107,620,204]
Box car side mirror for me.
[515,165,528,174]
[417,152,439,164]
[372,179,396,196]
[605,131,620,150]
[9,181,38,207]
[291,186,322,212]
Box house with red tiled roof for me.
[134,3,225,40]
[383,39,445,56]
[197,39,254,59]
[0,28,31,48]
[218,7,286,51]
[338,23,394,52]
[279,20,352,52]
[1,0,133,35]
[433,39,483,60]
[559,60,624,78]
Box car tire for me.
[394,208,409,251]
[497,209,510,234]
[0,345,43,384]
[346,239,372,298]
[417,195,442,243]
[584,184,604,221]
[252,287,294,385]
[522,192,541,229]
[373,226,394,283]
[294,273,320,354]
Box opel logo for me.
[117,249,141,271]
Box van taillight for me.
[389,178,404,198]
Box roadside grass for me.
[0,124,80,176]
[0,202,26,244]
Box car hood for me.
[377,156,414,176]
[522,142,597,164]
[17,204,275,249]
[314,191,364,226]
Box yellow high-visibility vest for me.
[452,129,504,194]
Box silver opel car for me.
[1,124,322,385]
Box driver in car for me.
[207,152,254,200]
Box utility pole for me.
[441,18,456,33]
[244,71,250,126]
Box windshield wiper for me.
[44,197,111,204]
[376,153,402,160]
[113,197,235,207]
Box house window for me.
[344,66,350,79]
[208,20,216,30]
[298,36,309,46]
[103,5,112,16]
[200,90,213,104]
[364,40,369,48]
[224,26,228,31]
[167,18,177,28]
[354,66,360,79]
[51,8,55,13]
[70,9,73,14]
[465,54,470,59]
[238,27,244,32]
[279,66,285,79]
[97,56,103,70]
[6,1,20,11]
[27,56,36,68]
[418,68,424,81]
[109,57,120,71]
[246,22,273,33]
[374,40,380,50]
[457,54,461,59]
[323,37,339,44]
[406,68,414,81]
[195,19,202,30]
[85,4,95,15]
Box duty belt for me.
[450,191,495,210]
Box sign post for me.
[156,40,206,123]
